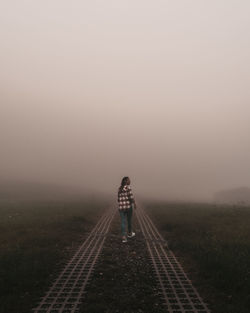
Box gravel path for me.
[80,210,166,313]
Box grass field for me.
[144,201,250,313]
[0,195,111,313]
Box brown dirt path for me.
[80,211,166,313]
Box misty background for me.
[1,0,250,201]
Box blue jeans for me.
[119,205,133,236]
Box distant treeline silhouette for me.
[214,187,250,204]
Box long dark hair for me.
[118,176,129,194]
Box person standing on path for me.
[118,176,137,243]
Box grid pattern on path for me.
[32,207,115,313]
[136,206,210,313]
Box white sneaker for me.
[127,232,135,238]
[122,237,127,243]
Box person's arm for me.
[128,186,137,209]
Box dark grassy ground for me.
[143,201,250,313]
[0,196,110,313]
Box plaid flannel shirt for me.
[118,185,134,210]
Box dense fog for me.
[1,0,250,201]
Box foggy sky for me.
[1,0,250,201]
